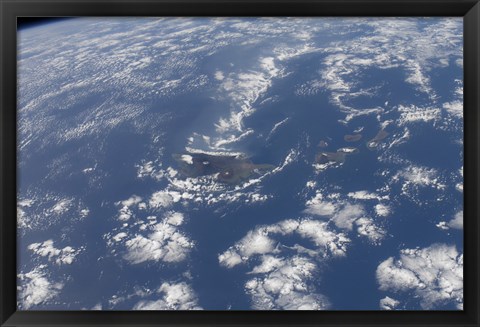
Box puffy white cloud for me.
[245,255,330,310]
[149,191,174,209]
[394,166,445,189]
[17,265,64,309]
[165,211,185,226]
[448,211,463,229]
[51,199,73,214]
[115,195,143,221]
[293,220,350,257]
[219,218,350,268]
[347,191,380,200]
[17,193,90,233]
[355,217,386,244]
[112,232,128,242]
[303,199,337,216]
[214,70,224,81]
[133,282,202,310]
[218,229,276,268]
[331,203,365,230]
[123,212,193,264]
[27,240,83,265]
[303,192,337,216]
[379,296,400,310]
[219,215,352,309]
[392,165,447,203]
[436,211,463,231]
[374,203,391,217]
[376,243,463,309]
[180,154,193,164]
[120,195,143,207]
[397,104,441,126]
[443,100,463,118]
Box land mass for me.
[173,153,274,184]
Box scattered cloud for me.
[245,255,330,310]
[17,265,64,309]
[436,210,463,231]
[122,212,194,264]
[379,296,400,310]
[28,240,84,265]
[133,282,202,310]
[219,218,350,269]
[376,243,463,309]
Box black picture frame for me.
[1,0,479,326]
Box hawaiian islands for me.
[315,147,359,165]
[366,129,389,150]
[344,134,362,142]
[173,153,275,184]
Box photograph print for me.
[17,17,463,311]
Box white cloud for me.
[393,165,446,196]
[214,70,225,81]
[331,203,365,230]
[115,195,143,221]
[245,255,330,310]
[17,193,89,232]
[397,105,441,126]
[123,212,194,264]
[51,199,72,215]
[165,211,185,226]
[180,154,193,164]
[133,282,202,310]
[149,191,174,209]
[219,218,350,269]
[448,211,463,229]
[379,296,400,310]
[443,100,463,118]
[437,211,463,231]
[112,232,128,242]
[376,243,463,309]
[28,240,83,265]
[293,220,350,257]
[374,203,391,217]
[17,265,64,309]
[347,190,380,200]
[218,229,276,268]
[355,217,386,244]
[120,195,143,207]
[303,193,337,216]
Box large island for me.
[173,153,275,184]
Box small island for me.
[366,129,389,150]
[344,134,362,142]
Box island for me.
[315,147,359,165]
[366,129,389,150]
[173,153,275,184]
[344,134,362,142]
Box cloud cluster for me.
[219,218,350,269]
[122,212,194,264]
[219,216,350,310]
[303,191,387,243]
[391,165,448,205]
[17,265,64,309]
[376,243,463,309]
[245,255,330,310]
[436,210,463,231]
[396,104,441,126]
[133,282,202,310]
[28,240,84,265]
[379,296,400,310]
[17,193,90,232]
